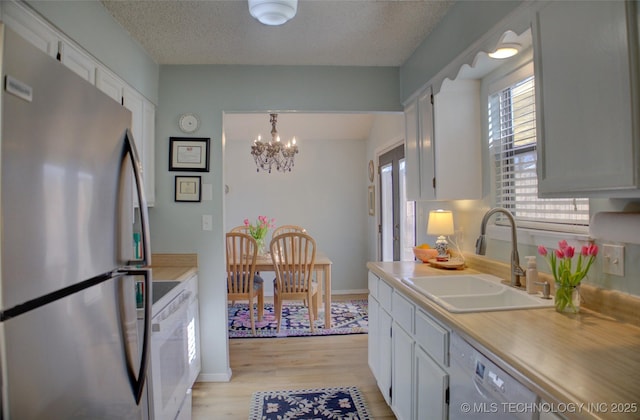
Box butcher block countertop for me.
[150,253,198,282]
[367,259,640,420]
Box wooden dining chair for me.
[270,232,318,333]
[230,225,251,234]
[226,232,264,335]
[272,224,307,242]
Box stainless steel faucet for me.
[475,207,525,288]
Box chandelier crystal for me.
[251,114,299,173]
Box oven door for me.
[149,289,191,420]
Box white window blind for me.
[488,75,589,231]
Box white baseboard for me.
[333,289,369,295]
[196,368,232,382]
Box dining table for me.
[254,251,333,328]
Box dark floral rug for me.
[249,386,371,419]
[228,299,368,338]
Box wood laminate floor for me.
[191,295,395,419]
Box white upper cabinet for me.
[1,0,58,58]
[1,0,156,206]
[124,87,156,207]
[96,67,125,104]
[433,79,482,200]
[58,40,96,84]
[405,87,436,201]
[405,80,482,201]
[142,99,156,206]
[533,0,640,197]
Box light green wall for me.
[225,136,369,294]
[154,65,400,378]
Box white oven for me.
[142,275,200,420]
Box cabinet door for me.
[534,0,639,196]
[405,87,436,201]
[2,0,58,58]
[392,323,414,420]
[405,97,421,201]
[433,79,482,200]
[142,100,156,206]
[417,88,436,200]
[59,41,96,83]
[96,67,124,103]
[378,308,392,406]
[123,87,145,207]
[415,345,448,420]
[367,296,380,379]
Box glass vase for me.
[255,237,266,256]
[554,283,580,314]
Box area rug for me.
[249,386,371,420]
[228,299,368,338]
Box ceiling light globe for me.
[249,0,298,26]
[488,43,521,59]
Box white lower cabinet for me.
[368,271,392,406]
[415,345,448,420]
[392,322,414,420]
[368,271,450,419]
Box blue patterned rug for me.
[228,299,368,338]
[249,386,371,420]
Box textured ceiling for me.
[100,0,453,66]
[100,1,453,141]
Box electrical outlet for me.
[602,244,624,276]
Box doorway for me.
[379,144,415,261]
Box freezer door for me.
[1,275,144,419]
[1,25,134,309]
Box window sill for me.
[486,224,591,249]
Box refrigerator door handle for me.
[124,128,151,266]
[118,267,152,404]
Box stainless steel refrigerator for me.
[0,24,152,419]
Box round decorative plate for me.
[368,160,375,182]
[179,113,199,133]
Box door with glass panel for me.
[379,144,415,261]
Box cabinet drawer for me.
[368,271,379,299]
[392,291,414,334]
[378,279,393,312]
[415,308,449,366]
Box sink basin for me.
[401,274,554,313]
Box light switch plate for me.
[602,244,624,276]
[202,214,213,231]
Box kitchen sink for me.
[401,274,554,313]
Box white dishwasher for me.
[449,332,539,420]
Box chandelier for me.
[250,113,299,173]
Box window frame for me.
[482,55,590,238]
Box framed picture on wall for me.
[175,176,202,202]
[368,185,375,216]
[169,137,210,172]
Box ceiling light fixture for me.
[250,114,299,173]
[488,43,521,59]
[248,0,298,26]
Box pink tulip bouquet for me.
[538,240,598,313]
[244,215,276,253]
